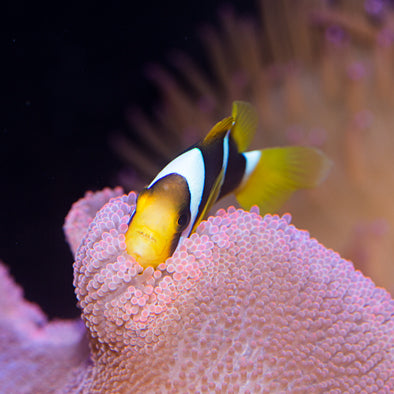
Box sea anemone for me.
[0,262,89,393]
[64,187,124,255]
[71,189,393,392]
[0,188,393,392]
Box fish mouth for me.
[131,226,167,257]
[136,229,157,243]
[126,224,171,268]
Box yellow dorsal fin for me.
[203,116,234,145]
[231,101,258,152]
[235,146,332,215]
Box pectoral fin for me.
[236,146,332,214]
[191,165,226,233]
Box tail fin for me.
[231,101,258,152]
[235,146,332,214]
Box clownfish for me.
[126,101,331,269]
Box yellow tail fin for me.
[231,101,258,152]
[236,146,332,214]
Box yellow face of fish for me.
[125,174,191,269]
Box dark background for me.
[1,1,254,318]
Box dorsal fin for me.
[202,101,258,151]
[231,101,258,152]
[202,116,233,145]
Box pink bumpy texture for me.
[0,262,89,393]
[73,191,394,393]
[64,186,124,255]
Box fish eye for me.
[177,211,190,230]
